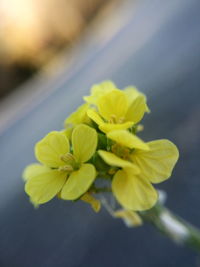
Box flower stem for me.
[139,204,200,252]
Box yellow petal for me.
[98,150,140,173]
[114,209,143,227]
[25,169,67,204]
[112,170,158,210]
[23,163,50,181]
[84,80,116,105]
[124,86,146,104]
[64,103,90,127]
[107,130,149,150]
[87,109,105,125]
[99,121,134,133]
[35,131,70,168]
[61,163,96,200]
[97,89,128,121]
[72,124,97,163]
[124,86,150,113]
[125,95,149,124]
[61,128,73,140]
[131,139,179,183]
[81,193,101,212]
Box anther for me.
[118,117,125,123]
[59,165,73,172]
[109,115,117,124]
[60,153,75,163]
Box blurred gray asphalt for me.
[1,0,200,266]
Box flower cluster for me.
[23,81,179,213]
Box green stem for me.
[139,204,200,252]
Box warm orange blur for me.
[0,0,110,65]
[0,0,115,98]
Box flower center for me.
[58,165,74,172]
[109,115,125,124]
[60,153,80,172]
[111,144,130,160]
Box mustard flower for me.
[98,130,179,211]
[23,124,97,204]
[22,80,179,215]
[85,82,149,133]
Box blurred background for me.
[0,0,200,266]
[0,0,119,98]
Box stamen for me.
[59,165,73,172]
[109,115,117,124]
[60,153,75,163]
[111,144,130,160]
[118,117,125,123]
[108,115,125,124]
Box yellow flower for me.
[23,124,98,204]
[86,85,149,133]
[109,130,179,183]
[98,145,156,211]
[98,130,179,211]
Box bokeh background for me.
[0,0,200,266]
